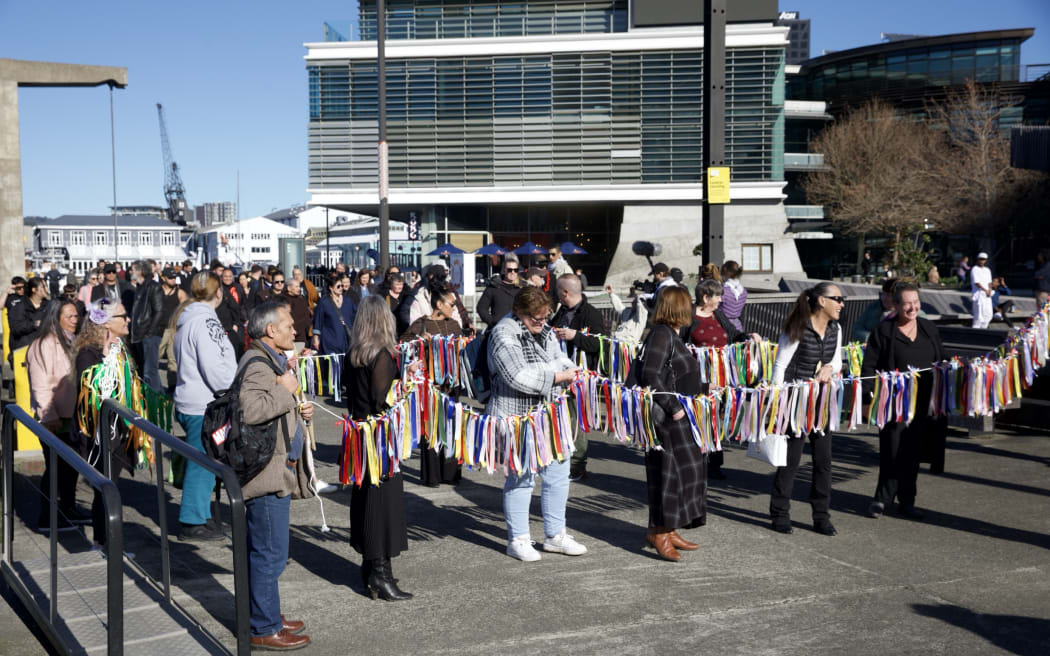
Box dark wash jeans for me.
[246,493,290,637]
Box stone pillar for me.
[0,79,22,291]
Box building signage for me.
[706,167,731,204]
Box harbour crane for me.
[156,103,188,225]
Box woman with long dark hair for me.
[769,281,844,536]
[640,286,706,561]
[27,299,82,531]
[312,273,357,357]
[343,295,413,601]
[861,282,947,519]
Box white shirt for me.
[970,265,992,294]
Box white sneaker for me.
[543,531,587,556]
[506,535,541,562]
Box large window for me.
[94,231,108,246]
[309,46,782,189]
[118,231,130,246]
[139,231,153,246]
[161,231,176,246]
[358,0,627,40]
[742,244,773,273]
[47,231,62,247]
[69,231,86,246]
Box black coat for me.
[130,279,165,343]
[91,280,134,312]
[550,297,605,369]
[7,297,49,354]
[477,278,519,327]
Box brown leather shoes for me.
[668,530,699,551]
[281,615,305,635]
[645,529,681,562]
[250,629,311,651]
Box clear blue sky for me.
[1,0,1047,220]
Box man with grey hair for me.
[238,301,313,650]
[551,273,606,481]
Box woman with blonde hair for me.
[343,295,413,600]
[72,297,132,546]
[28,299,83,531]
[639,286,706,561]
[172,272,238,541]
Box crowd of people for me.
[2,242,1045,652]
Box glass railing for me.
[783,153,825,169]
[323,20,355,42]
[785,205,825,219]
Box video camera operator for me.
[637,263,678,309]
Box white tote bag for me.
[746,434,788,468]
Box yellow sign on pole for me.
[707,166,731,204]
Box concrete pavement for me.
[2,397,1048,655]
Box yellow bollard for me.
[12,346,41,450]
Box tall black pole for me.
[701,0,727,268]
[325,206,330,270]
[377,0,390,271]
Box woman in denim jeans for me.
[486,286,587,562]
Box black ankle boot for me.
[367,558,412,601]
[360,560,398,588]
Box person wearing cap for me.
[970,253,993,329]
[640,262,676,308]
[91,263,131,305]
[158,268,188,388]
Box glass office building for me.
[305,0,803,285]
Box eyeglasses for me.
[823,296,847,304]
[523,313,548,324]
[272,279,285,285]
[111,313,129,320]
[505,268,519,273]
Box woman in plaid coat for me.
[486,286,587,562]
[639,286,706,562]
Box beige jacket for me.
[27,332,76,425]
[238,342,314,501]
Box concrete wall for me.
[605,201,805,292]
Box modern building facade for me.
[194,201,237,228]
[777,11,810,65]
[202,216,300,267]
[304,0,803,287]
[32,215,187,273]
[782,28,1047,278]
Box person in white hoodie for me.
[172,272,238,542]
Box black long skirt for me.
[350,473,408,560]
[419,438,462,486]
[645,416,708,530]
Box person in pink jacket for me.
[27,298,84,531]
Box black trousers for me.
[873,418,926,509]
[770,431,832,525]
[37,442,80,524]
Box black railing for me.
[1,404,124,656]
[99,399,251,656]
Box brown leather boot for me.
[645,528,681,562]
[668,530,699,551]
[250,629,311,651]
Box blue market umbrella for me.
[560,241,588,255]
[513,241,547,255]
[426,243,466,256]
[474,242,508,256]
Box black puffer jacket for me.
[775,320,841,383]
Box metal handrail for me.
[98,398,251,656]
[1,404,124,656]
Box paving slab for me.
[2,396,1048,655]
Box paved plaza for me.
[1,395,1048,656]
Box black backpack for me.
[202,354,288,486]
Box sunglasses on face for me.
[823,296,847,304]
[505,268,519,273]
[111,313,129,320]
[273,279,285,285]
